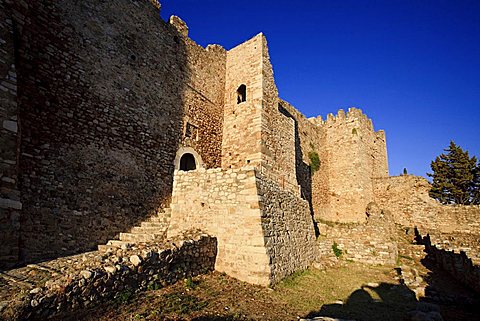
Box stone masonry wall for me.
[170,16,226,167]
[1,231,216,320]
[222,35,263,170]
[416,230,480,294]
[256,173,318,284]
[168,168,270,285]
[258,36,298,193]
[3,0,226,267]
[373,175,480,234]
[167,167,317,285]
[313,108,388,223]
[317,205,398,265]
[278,99,323,214]
[0,0,22,268]
[222,34,297,194]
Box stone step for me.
[119,232,162,242]
[141,221,167,228]
[131,226,167,234]
[147,216,170,223]
[98,240,134,252]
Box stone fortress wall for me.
[1,0,478,290]
[167,168,317,285]
[374,175,480,262]
[0,1,22,268]
[374,175,480,234]
[0,0,226,267]
[279,103,390,223]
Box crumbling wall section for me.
[416,229,480,294]
[1,232,217,320]
[373,175,480,234]
[317,204,398,265]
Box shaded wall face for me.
[278,100,322,212]
[256,173,318,284]
[9,0,225,265]
[178,42,226,168]
[259,37,297,193]
[0,2,21,268]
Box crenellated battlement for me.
[310,107,375,133]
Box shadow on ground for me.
[305,282,417,321]
[305,252,480,321]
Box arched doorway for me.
[179,153,196,171]
[174,146,204,172]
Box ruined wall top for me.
[149,0,161,10]
[169,15,188,37]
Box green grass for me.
[114,290,134,305]
[160,292,208,315]
[273,263,415,321]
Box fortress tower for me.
[1,0,388,284]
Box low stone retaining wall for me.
[316,204,398,265]
[0,231,216,320]
[415,229,480,294]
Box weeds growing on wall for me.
[332,242,343,258]
[309,151,320,173]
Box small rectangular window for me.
[185,122,199,140]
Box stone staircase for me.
[98,208,171,252]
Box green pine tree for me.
[427,141,479,205]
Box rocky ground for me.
[1,226,479,321]
[47,227,480,321]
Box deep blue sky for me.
[160,0,480,178]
